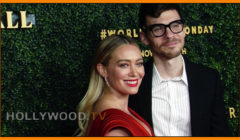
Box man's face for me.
[142,10,185,59]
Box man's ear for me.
[96,63,107,77]
[140,31,150,46]
[183,26,186,38]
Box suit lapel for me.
[184,57,201,136]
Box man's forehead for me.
[145,9,181,25]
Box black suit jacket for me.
[129,57,230,136]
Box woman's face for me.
[105,44,145,95]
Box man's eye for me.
[153,26,164,32]
[172,23,180,28]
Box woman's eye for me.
[137,62,144,67]
[119,64,128,68]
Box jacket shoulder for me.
[184,58,220,77]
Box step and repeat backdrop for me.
[1,4,239,136]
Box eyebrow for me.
[116,58,143,63]
[147,19,182,27]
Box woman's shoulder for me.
[93,108,132,123]
[88,108,154,136]
[88,108,134,136]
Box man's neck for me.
[153,54,183,79]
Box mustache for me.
[162,38,180,45]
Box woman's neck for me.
[93,88,130,113]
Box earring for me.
[104,76,110,87]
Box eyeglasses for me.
[143,20,184,37]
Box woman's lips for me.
[124,79,138,87]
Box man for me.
[129,4,230,136]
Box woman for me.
[76,35,154,136]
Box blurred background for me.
[1,3,239,136]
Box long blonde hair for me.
[76,35,139,136]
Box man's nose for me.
[165,27,174,38]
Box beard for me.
[152,38,184,59]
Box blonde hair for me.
[76,35,139,136]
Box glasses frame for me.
[143,19,184,37]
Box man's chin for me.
[162,51,182,59]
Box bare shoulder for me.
[93,98,112,113]
[105,128,131,136]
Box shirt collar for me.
[181,56,188,86]
[152,55,188,86]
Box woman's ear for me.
[96,63,107,77]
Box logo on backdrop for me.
[99,25,214,40]
[100,26,213,57]
[1,11,35,29]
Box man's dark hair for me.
[139,4,183,29]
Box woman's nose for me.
[129,66,137,76]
